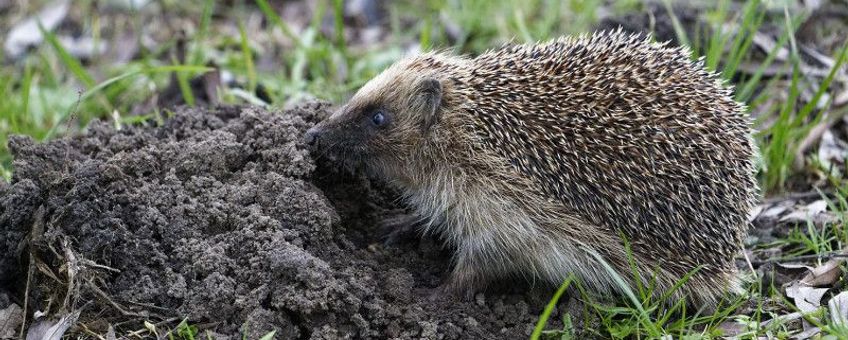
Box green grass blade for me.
[44,65,213,139]
[18,64,34,131]
[255,0,303,48]
[420,15,432,50]
[258,330,276,340]
[795,40,848,124]
[238,21,257,93]
[736,20,795,102]
[333,0,347,54]
[39,23,96,88]
[191,0,216,65]
[662,0,691,52]
[512,8,534,43]
[621,236,646,301]
[722,0,765,80]
[172,57,196,107]
[584,245,662,336]
[531,275,574,340]
[762,8,803,190]
[704,0,731,71]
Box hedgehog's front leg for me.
[430,245,491,301]
[379,212,427,245]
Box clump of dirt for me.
[0,103,555,338]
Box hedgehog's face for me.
[305,69,444,181]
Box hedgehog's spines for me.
[326,30,758,307]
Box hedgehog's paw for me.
[429,266,484,302]
[379,213,425,246]
[428,282,477,302]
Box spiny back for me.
[456,31,757,274]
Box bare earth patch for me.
[0,103,550,339]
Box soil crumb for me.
[0,104,553,339]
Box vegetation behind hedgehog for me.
[305,30,759,307]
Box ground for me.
[1,0,848,339]
[1,103,556,339]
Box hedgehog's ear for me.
[417,78,442,131]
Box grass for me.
[0,0,604,177]
[2,0,848,338]
[527,0,848,337]
[531,275,575,340]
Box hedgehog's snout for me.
[304,126,323,146]
[304,125,339,162]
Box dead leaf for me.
[25,310,80,340]
[3,0,71,58]
[0,303,24,339]
[761,204,790,219]
[786,284,828,313]
[829,291,848,327]
[836,87,848,106]
[790,326,821,340]
[817,131,848,174]
[777,263,814,275]
[801,258,844,287]
[753,31,789,61]
[56,36,107,59]
[102,0,151,11]
[780,200,828,223]
[779,263,815,270]
[761,311,804,327]
[748,204,766,222]
[105,325,117,340]
[717,319,747,337]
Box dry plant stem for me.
[78,323,107,340]
[761,190,833,204]
[123,317,180,339]
[793,111,835,171]
[748,251,848,265]
[61,91,82,174]
[761,311,803,327]
[743,250,756,277]
[19,206,46,338]
[63,238,79,310]
[81,260,120,273]
[20,250,33,339]
[124,300,171,312]
[35,261,62,284]
[87,279,152,319]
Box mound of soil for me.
[0,104,554,339]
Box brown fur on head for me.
[305,56,460,185]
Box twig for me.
[124,300,171,312]
[35,261,63,284]
[20,247,34,339]
[761,311,804,327]
[19,205,45,338]
[62,90,82,175]
[62,238,81,311]
[87,280,146,319]
[748,251,848,265]
[743,250,756,277]
[78,323,106,340]
[736,61,840,78]
[80,259,121,273]
[123,317,180,339]
[762,190,832,204]
[793,111,839,171]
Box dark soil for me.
[0,103,555,339]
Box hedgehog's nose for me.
[304,126,322,146]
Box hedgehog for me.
[304,30,759,307]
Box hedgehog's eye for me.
[371,110,387,127]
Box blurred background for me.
[0,0,846,196]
